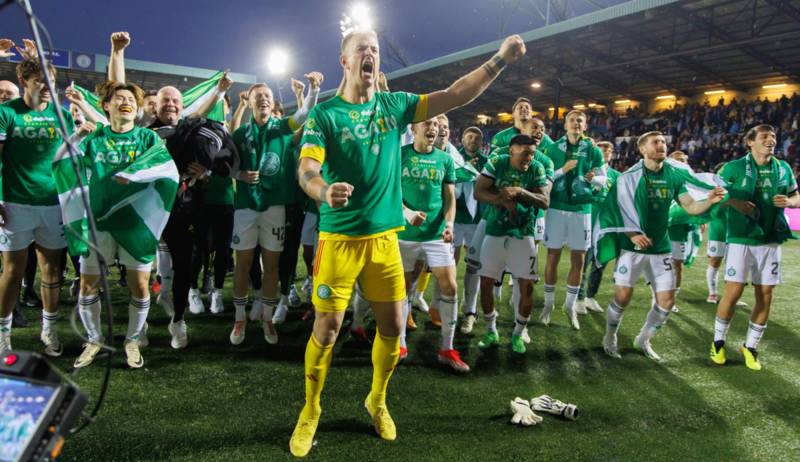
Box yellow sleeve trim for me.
[412,94,429,123]
[300,145,326,164]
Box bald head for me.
[156,85,183,126]
[0,80,19,103]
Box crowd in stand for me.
[465,92,800,175]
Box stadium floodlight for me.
[614,99,631,104]
[763,83,787,89]
[573,104,585,109]
[704,89,725,95]
[267,48,290,76]
[340,2,374,36]
[656,94,675,100]
[530,82,541,89]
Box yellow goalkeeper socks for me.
[369,330,400,405]
[303,334,333,413]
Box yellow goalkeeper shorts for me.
[312,231,406,312]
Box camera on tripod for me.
[1,350,87,462]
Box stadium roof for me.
[322,0,800,122]
[0,51,257,96]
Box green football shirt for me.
[544,136,605,214]
[454,146,488,225]
[232,116,294,211]
[0,98,75,205]
[490,125,554,152]
[619,164,688,255]
[590,166,621,222]
[79,125,161,182]
[397,145,455,242]
[481,154,547,238]
[204,174,234,206]
[300,91,425,237]
[720,154,798,245]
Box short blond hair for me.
[565,109,586,121]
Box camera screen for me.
[0,377,59,462]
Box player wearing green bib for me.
[395,118,468,372]
[601,132,726,361]
[454,126,487,334]
[540,110,606,331]
[228,76,319,347]
[474,135,549,355]
[710,125,799,371]
[576,141,620,314]
[490,97,554,152]
[289,29,527,457]
[0,58,73,357]
[67,82,163,369]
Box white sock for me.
[641,303,671,341]
[493,283,502,300]
[606,300,625,336]
[261,297,278,322]
[126,297,150,341]
[439,295,458,350]
[351,289,369,329]
[513,314,530,337]
[462,270,479,316]
[512,279,520,319]
[233,296,247,322]
[565,285,580,312]
[745,321,767,350]
[78,294,102,343]
[41,309,58,333]
[714,316,731,343]
[157,244,173,291]
[543,284,555,310]
[484,310,498,333]
[0,313,12,333]
[400,299,410,348]
[706,266,719,296]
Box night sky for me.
[2,0,623,90]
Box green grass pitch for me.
[8,241,800,461]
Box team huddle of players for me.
[0,29,797,458]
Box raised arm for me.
[291,78,306,109]
[288,72,323,129]
[678,186,727,215]
[186,71,234,119]
[65,86,109,126]
[231,91,248,133]
[425,35,526,118]
[108,32,130,83]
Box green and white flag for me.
[447,143,480,219]
[52,139,179,263]
[593,160,723,266]
[70,83,109,126]
[183,70,225,122]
